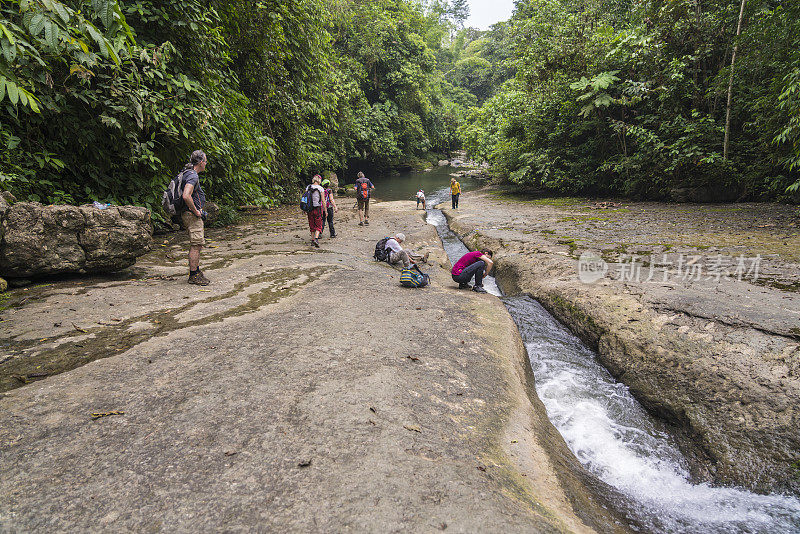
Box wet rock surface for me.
[0,202,626,532]
[0,198,153,278]
[442,190,800,494]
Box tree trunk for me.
[723,0,747,160]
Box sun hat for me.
[395,233,405,242]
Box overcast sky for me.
[465,0,515,30]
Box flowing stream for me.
[379,169,800,533]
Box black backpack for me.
[300,185,318,212]
[374,237,391,262]
[162,169,188,223]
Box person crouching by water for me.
[416,189,426,210]
[385,233,429,268]
[452,249,493,293]
[306,174,327,248]
[181,150,210,286]
[321,178,337,238]
[450,177,461,209]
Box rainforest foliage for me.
[0,0,475,214]
[460,0,800,199]
[0,0,798,214]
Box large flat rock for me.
[0,203,623,532]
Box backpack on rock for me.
[400,265,430,288]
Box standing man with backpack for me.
[305,175,327,248]
[354,171,374,226]
[181,150,210,286]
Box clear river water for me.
[373,167,800,533]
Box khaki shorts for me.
[181,210,205,247]
[357,197,370,217]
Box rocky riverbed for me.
[0,201,629,532]
[442,189,800,495]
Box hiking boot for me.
[358,221,364,226]
[472,285,487,293]
[458,283,472,290]
[364,220,370,226]
[330,233,337,238]
[188,270,210,286]
[312,239,320,248]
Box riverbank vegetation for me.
[1,0,798,213]
[459,0,800,201]
[0,0,476,215]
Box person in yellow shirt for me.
[450,177,461,209]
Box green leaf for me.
[6,81,19,105]
[7,135,20,149]
[96,0,113,29]
[44,21,59,50]
[0,23,16,46]
[105,39,119,64]
[27,93,40,113]
[30,14,45,36]
[53,2,70,24]
[100,114,121,129]
[85,24,106,57]
[2,39,16,63]
[594,93,613,107]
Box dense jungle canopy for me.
[0,0,798,218]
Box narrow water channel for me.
[379,168,800,533]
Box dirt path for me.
[441,189,800,494]
[0,201,624,532]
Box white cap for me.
[395,233,405,242]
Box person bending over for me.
[451,249,493,293]
[416,189,426,210]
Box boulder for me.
[438,160,449,167]
[0,201,152,278]
[0,276,6,292]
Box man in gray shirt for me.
[181,150,210,285]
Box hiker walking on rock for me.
[452,249,493,293]
[321,179,337,238]
[305,175,327,248]
[354,171,374,226]
[450,177,461,209]
[181,150,210,286]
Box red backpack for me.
[358,181,369,200]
